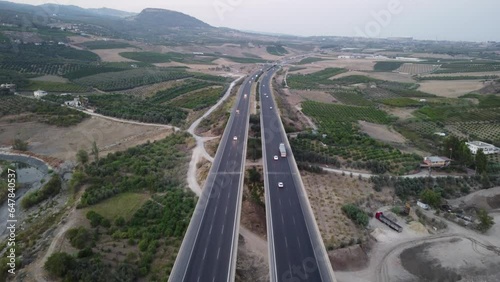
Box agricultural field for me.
[446,122,500,145]
[75,68,193,91]
[330,89,374,107]
[379,97,422,107]
[417,106,500,123]
[119,51,215,64]
[149,80,219,104]
[435,61,500,73]
[373,61,403,72]
[84,94,188,126]
[80,40,135,50]
[395,63,440,75]
[0,95,88,126]
[301,101,395,124]
[0,62,88,76]
[21,80,91,92]
[417,75,499,81]
[287,68,347,89]
[330,75,380,85]
[168,86,224,110]
[298,101,420,175]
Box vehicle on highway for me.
[273,155,278,161]
[279,143,286,157]
[270,106,273,109]
[278,182,284,188]
[233,136,238,141]
[236,109,240,114]
[244,94,248,98]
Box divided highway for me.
[260,67,337,282]
[169,71,261,282]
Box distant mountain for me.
[130,8,211,29]
[88,7,136,18]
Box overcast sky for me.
[7,0,500,42]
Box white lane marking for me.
[217,247,221,260]
[279,198,282,206]
[203,247,207,260]
[197,276,201,282]
[297,237,302,248]
[209,224,213,235]
[281,214,285,225]
[225,206,228,215]
[285,236,288,248]
[221,224,225,235]
[289,198,292,207]
[293,216,296,226]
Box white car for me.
[244,94,248,99]
[270,106,273,109]
[278,182,284,188]
[233,136,238,141]
[273,155,279,161]
[236,109,240,114]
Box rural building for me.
[423,156,451,168]
[466,141,499,155]
[1,83,16,89]
[64,98,82,108]
[34,90,48,98]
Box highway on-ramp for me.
[169,70,262,282]
[260,67,337,282]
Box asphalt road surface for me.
[260,67,335,282]
[170,70,261,282]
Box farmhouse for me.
[422,156,451,168]
[64,98,82,108]
[466,141,499,155]
[34,90,48,98]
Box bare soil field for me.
[399,237,500,282]
[420,71,500,78]
[292,59,377,74]
[331,70,415,83]
[448,186,500,211]
[0,116,171,161]
[359,121,407,144]
[291,89,336,104]
[380,106,416,120]
[418,80,486,97]
[91,47,140,62]
[302,172,394,248]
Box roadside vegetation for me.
[0,95,88,126]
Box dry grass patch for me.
[302,172,393,249]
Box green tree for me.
[12,138,28,151]
[477,209,494,233]
[475,149,488,174]
[76,149,89,165]
[91,140,99,165]
[44,252,76,278]
[420,188,441,208]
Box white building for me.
[34,90,48,98]
[466,141,499,155]
[64,98,82,108]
